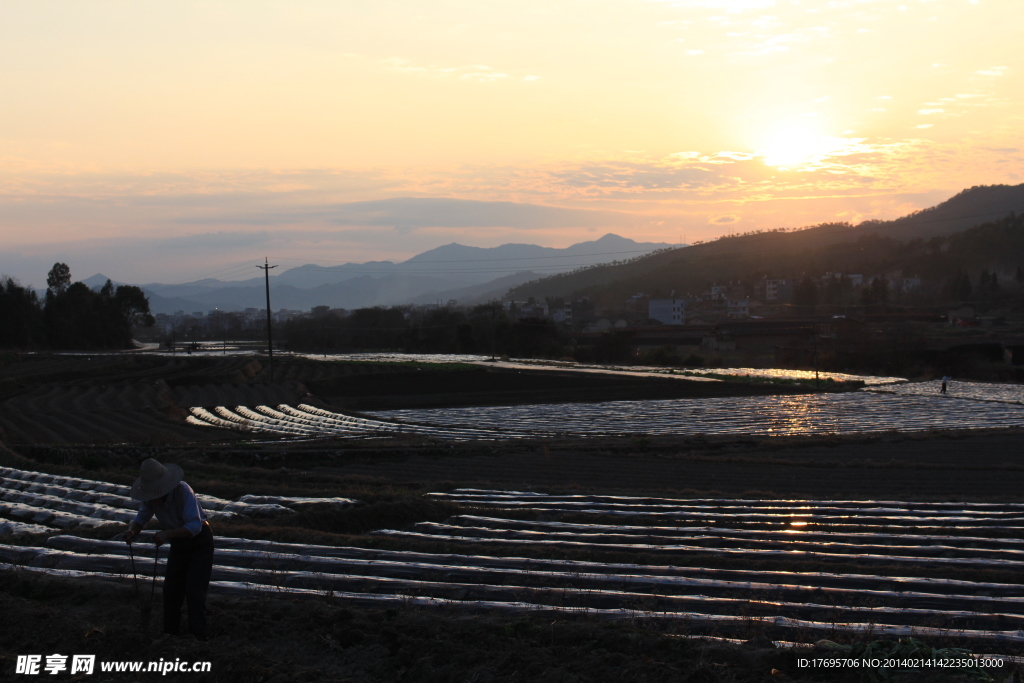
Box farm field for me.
[4,443,1024,681]
[0,352,856,444]
[1,352,1023,681]
[370,388,1024,438]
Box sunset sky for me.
[2,0,1022,285]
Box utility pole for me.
[256,258,278,380]
[491,303,497,361]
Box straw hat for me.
[131,458,184,501]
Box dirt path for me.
[315,365,830,411]
[307,431,1024,502]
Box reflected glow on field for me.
[372,391,1024,438]
[866,379,1023,405]
[294,353,906,385]
[682,367,905,386]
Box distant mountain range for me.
[81,233,672,314]
[505,183,1024,303]
[80,184,1024,315]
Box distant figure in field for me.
[940,376,951,394]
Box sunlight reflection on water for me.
[373,391,1024,437]
[866,379,1023,405]
[292,352,906,385]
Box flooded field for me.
[370,389,1024,438]
[5,347,1023,673]
[182,380,1024,440]
[867,379,1024,405]
[678,366,905,385]
[298,353,907,385]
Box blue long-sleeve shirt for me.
[132,481,208,536]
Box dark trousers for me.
[163,525,214,639]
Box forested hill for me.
[505,184,1024,305]
[875,183,1024,239]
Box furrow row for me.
[448,515,1024,551]
[376,528,1024,571]
[439,490,1024,512]
[187,404,524,441]
[5,539,1024,642]
[431,500,1024,527]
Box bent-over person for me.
[124,458,214,641]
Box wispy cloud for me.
[380,57,524,83]
[654,0,777,11]
[552,162,736,192]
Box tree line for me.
[277,304,569,359]
[0,264,154,349]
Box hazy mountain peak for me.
[81,274,117,290]
[136,233,672,313]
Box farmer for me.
[123,458,214,641]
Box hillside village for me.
[9,185,1024,380]
[142,248,1024,383]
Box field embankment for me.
[0,354,836,444]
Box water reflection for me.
[293,353,906,385]
[866,379,1024,405]
[373,392,1024,438]
[672,366,905,386]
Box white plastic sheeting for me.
[866,380,1024,405]
[6,540,1023,631]
[0,466,357,534]
[447,515,1024,552]
[6,480,1024,645]
[372,392,1024,437]
[187,403,532,441]
[5,534,1024,643]
[290,353,904,386]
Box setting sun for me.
[761,125,838,168]
[1,0,1022,283]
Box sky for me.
[2,0,1022,286]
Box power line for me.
[160,260,263,286]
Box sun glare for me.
[761,125,836,168]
